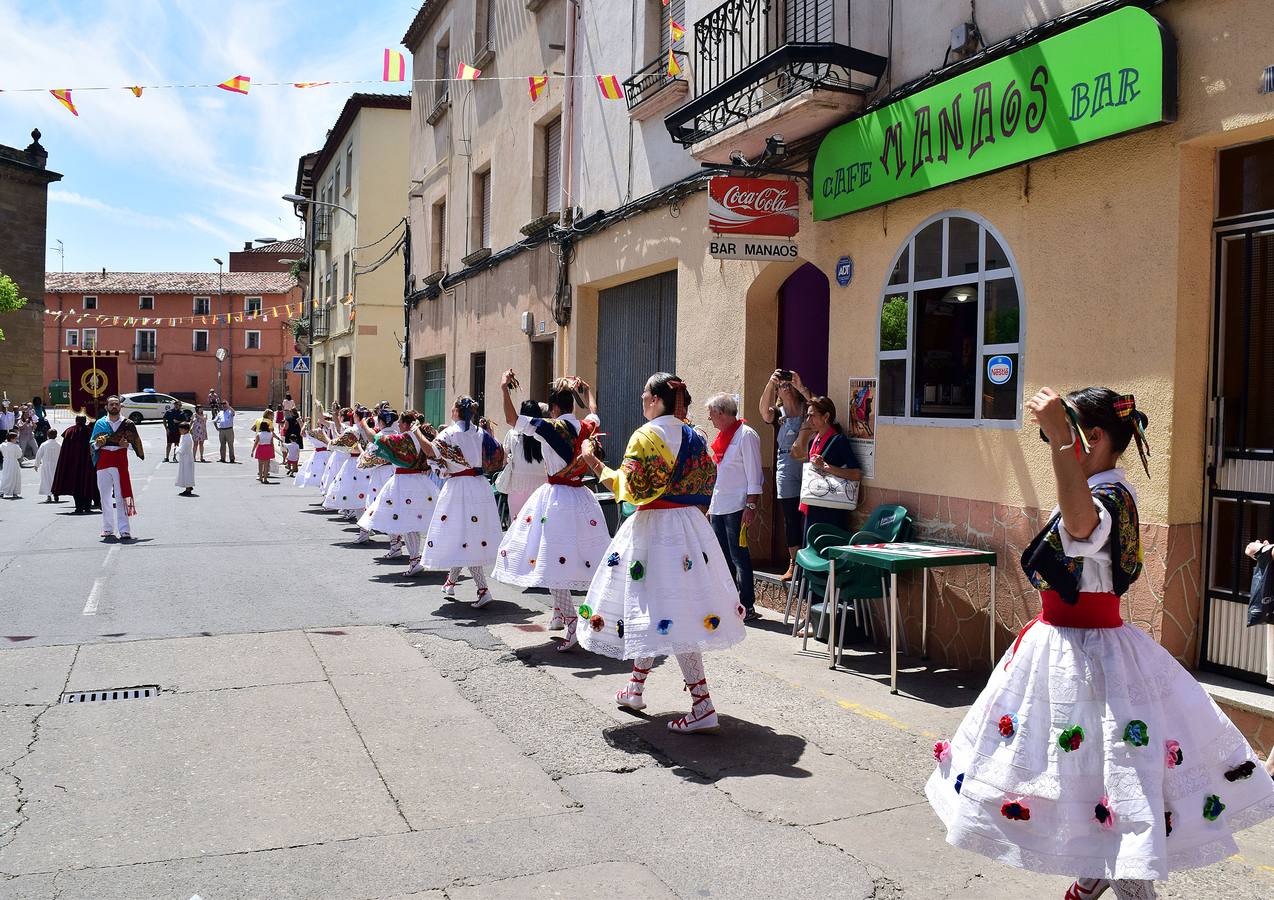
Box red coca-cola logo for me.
[709,177,799,237]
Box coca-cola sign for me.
[708,177,799,237]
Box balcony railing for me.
[665,0,887,146]
[311,304,330,339]
[623,50,689,117]
[312,208,331,247]
[132,346,156,362]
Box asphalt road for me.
[0,416,523,649]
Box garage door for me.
[597,271,677,451]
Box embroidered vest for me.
[1021,481,1142,604]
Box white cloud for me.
[48,189,168,228]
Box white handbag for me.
[799,435,859,510]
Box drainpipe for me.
[555,0,580,367]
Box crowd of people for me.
[3,370,1273,898]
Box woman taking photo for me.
[577,372,745,733]
[758,369,812,579]
[790,396,861,543]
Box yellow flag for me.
[668,50,682,77]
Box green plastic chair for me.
[785,522,853,629]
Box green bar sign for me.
[813,7,1175,221]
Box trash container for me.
[48,380,69,405]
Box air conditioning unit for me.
[520,311,534,336]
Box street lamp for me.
[214,257,226,402]
[282,193,357,221]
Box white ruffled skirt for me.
[925,619,1274,881]
[419,474,501,568]
[322,454,371,510]
[493,483,612,591]
[358,471,438,535]
[362,465,393,510]
[318,448,346,493]
[577,505,746,660]
[294,449,329,488]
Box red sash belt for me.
[95,451,137,516]
[394,467,427,475]
[547,475,586,487]
[1005,590,1122,669]
[451,468,481,477]
[641,499,683,510]
[314,447,328,452]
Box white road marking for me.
[84,545,119,615]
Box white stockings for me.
[1067,879,1157,900]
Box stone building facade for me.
[0,129,61,403]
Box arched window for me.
[877,212,1023,426]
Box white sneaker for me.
[355,530,371,544]
[473,588,493,609]
[548,611,565,631]
[441,581,456,598]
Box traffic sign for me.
[290,355,311,374]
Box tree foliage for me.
[880,294,908,351]
[0,270,30,341]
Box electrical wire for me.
[354,217,407,251]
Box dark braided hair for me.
[646,372,691,419]
[519,400,545,464]
[1067,386,1151,475]
[454,395,477,431]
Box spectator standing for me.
[0,400,14,434]
[706,393,764,622]
[791,396,862,542]
[214,401,237,463]
[162,399,187,462]
[16,405,37,459]
[759,369,813,579]
[191,405,209,462]
[32,396,49,445]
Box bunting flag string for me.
[670,20,686,43]
[43,302,311,328]
[596,74,623,101]
[49,89,78,116]
[456,63,481,81]
[128,86,144,97]
[527,75,548,103]
[383,49,407,83]
[217,74,251,94]
[667,50,682,78]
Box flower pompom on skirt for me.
[493,483,612,591]
[419,475,501,568]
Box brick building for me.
[43,270,302,407]
[227,238,305,274]
[0,128,61,404]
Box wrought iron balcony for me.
[623,51,689,121]
[312,208,331,248]
[311,304,330,339]
[665,0,887,147]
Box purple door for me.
[778,263,830,397]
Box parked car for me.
[118,391,181,424]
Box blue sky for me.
[1,0,415,274]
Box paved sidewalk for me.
[1,616,1271,898]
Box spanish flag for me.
[128,86,144,98]
[670,20,686,42]
[528,75,548,102]
[383,49,406,83]
[293,81,330,89]
[218,74,251,94]
[456,63,481,81]
[50,89,78,116]
[667,50,682,77]
[596,75,623,101]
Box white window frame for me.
[245,330,262,350]
[344,143,353,195]
[193,296,211,315]
[193,329,209,352]
[83,295,97,310]
[65,329,79,347]
[135,328,157,353]
[875,210,1025,430]
[139,295,155,310]
[245,296,262,315]
[82,328,97,349]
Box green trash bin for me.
[48,380,69,406]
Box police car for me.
[118,390,182,424]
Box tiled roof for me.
[45,271,299,295]
[243,238,304,254]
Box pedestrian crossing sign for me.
[290,356,311,373]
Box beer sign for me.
[708,177,799,237]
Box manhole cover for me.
[59,685,160,704]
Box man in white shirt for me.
[91,395,144,540]
[705,393,764,621]
[0,401,14,433]
[214,401,236,463]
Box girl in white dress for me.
[495,399,549,523]
[322,422,367,520]
[0,432,23,498]
[295,418,330,489]
[419,397,503,605]
[174,423,195,496]
[34,428,60,501]
[493,372,611,649]
[926,387,1274,900]
[576,373,746,734]
[359,413,439,571]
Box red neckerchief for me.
[711,417,746,465]
[810,428,837,457]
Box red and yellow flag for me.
[596,75,623,101]
[528,75,548,102]
[128,86,143,98]
[50,89,78,116]
[383,49,406,83]
[667,50,682,77]
[670,20,686,42]
[217,74,251,94]
[293,81,330,89]
[456,63,481,81]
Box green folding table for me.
[826,542,998,694]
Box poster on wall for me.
[847,377,876,479]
